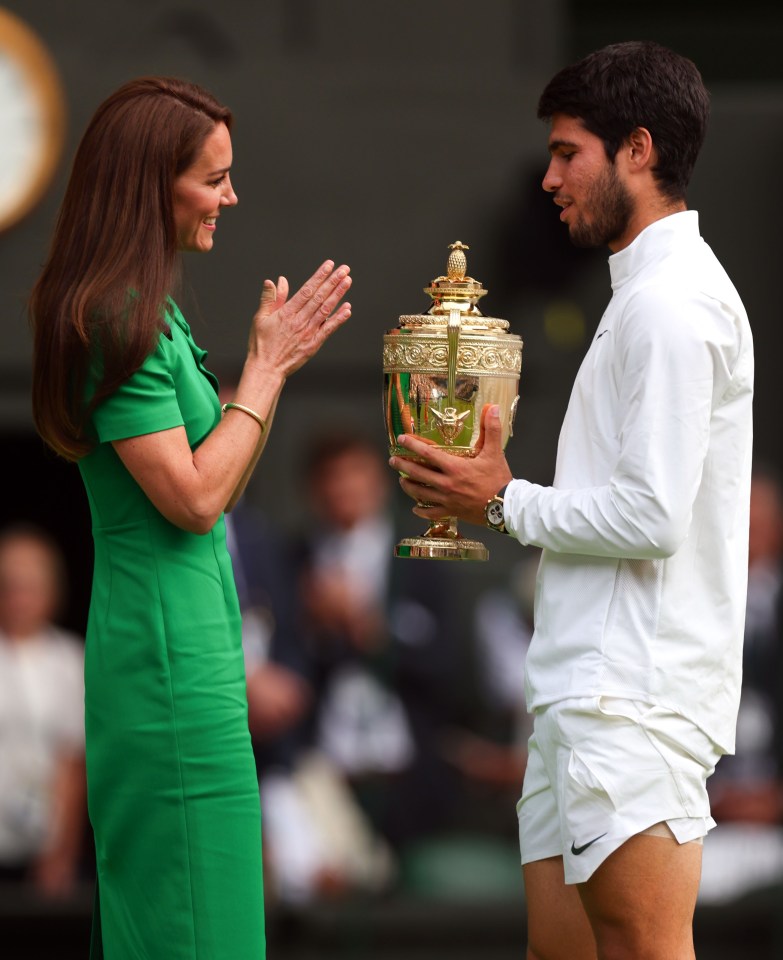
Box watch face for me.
[486,499,505,526]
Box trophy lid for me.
[393,241,509,331]
[424,241,488,316]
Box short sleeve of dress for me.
[91,333,185,443]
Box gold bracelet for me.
[221,402,267,434]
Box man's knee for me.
[524,858,597,960]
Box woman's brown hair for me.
[30,76,232,460]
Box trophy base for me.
[395,535,489,561]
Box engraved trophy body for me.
[383,242,523,560]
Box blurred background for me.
[1,1,782,957]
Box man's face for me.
[542,113,635,251]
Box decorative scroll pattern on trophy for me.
[396,315,510,330]
[383,336,521,377]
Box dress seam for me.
[146,507,200,958]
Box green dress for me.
[78,301,265,959]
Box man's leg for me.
[523,856,597,960]
[520,699,712,959]
[577,833,702,960]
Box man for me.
[389,41,754,959]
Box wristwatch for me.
[485,484,509,534]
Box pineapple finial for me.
[447,241,469,281]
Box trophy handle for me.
[426,308,469,448]
[446,308,461,407]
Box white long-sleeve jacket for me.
[504,211,754,752]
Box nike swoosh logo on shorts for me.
[570,832,607,856]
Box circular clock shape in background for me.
[0,8,66,233]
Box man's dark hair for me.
[537,41,709,202]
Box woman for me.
[29,76,351,958]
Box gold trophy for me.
[384,242,523,560]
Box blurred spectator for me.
[444,550,539,790]
[217,377,341,902]
[0,525,87,898]
[224,496,382,905]
[218,372,393,903]
[709,466,783,821]
[700,466,783,904]
[295,431,459,853]
[259,750,396,905]
[225,489,396,905]
[224,496,311,748]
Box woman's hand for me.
[115,260,352,535]
[247,260,351,379]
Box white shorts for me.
[517,697,721,884]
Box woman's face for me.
[173,121,237,253]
